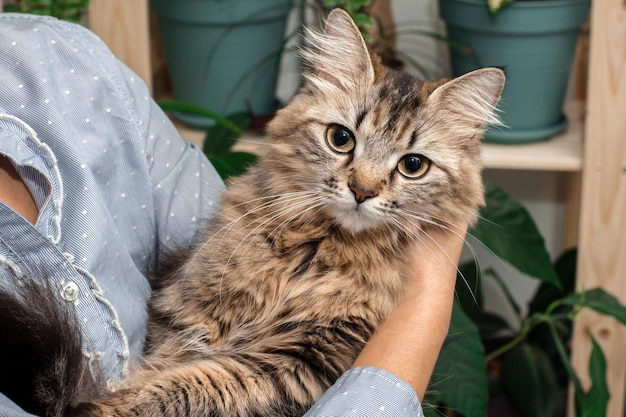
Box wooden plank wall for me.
[569,0,626,415]
[89,0,152,92]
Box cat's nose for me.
[349,182,378,204]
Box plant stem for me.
[547,320,584,413]
[484,313,555,362]
[484,324,530,362]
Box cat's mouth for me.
[328,199,383,234]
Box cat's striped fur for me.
[0,9,505,417]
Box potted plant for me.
[424,183,626,417]
[311,0,450,78]
[151,0,295,127]
[309,0,403,67]
[438,0,590,143]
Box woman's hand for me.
[352,223,468,399]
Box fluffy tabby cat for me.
[0,9,505,417]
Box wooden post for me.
[569,0,626,415]
[88,0,153,92]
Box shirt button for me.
[60,281,79,301]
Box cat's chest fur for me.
[147,172,407,365]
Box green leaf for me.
[157,101,242,136]
[4,0,89,21]
[351,0,372,8]
[473,311,511,338]
[528,248,578,315]
[203,113,250,156]
[422,407,440,417]
[456,260,483,314]
[472,182,560,288]
[581,334,610,417]
[527,320,572,375]
[351,13,373,28]
[544,320,585,413]
[208,152,257,181]
[191,112,253,180]
[485,267,523,323]
[501,344,562,417]
[429,302,488,417]
[562,288,626,326]
[456,261,511,338]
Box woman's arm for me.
[352,224,466,399]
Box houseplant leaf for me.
[430,302,488,417]
[501,343,562,417]
[485,267,523,322]
[562,288,626,325]
[456,260,483,314]
[456,260,510,338]
[580,334,610,417]
[3,0,90,22]
[202,113,250,156]
[157,101,242,135]
[526,249,577,383]
[528,248,577,315]
[472,182,560,288]
[200,113,256,180]
[209,152,257,181]
[473,311,510,338]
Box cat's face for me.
[264,10,505,235]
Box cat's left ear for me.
[428,67,506,129]
[303,8,377,90]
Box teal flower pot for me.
[439,0,590,143]
[152,0,294,127]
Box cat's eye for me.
[397,154,430,179]
[326,124,356,154]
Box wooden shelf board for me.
[482,101,584,172]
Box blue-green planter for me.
[152,0,294,127]
[440,0,590,143]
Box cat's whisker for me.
[218,190,320,219]
[217,196,327,283]
[400,213,482,305]
[463,227,517,273]
[399,211,482,265]
[190,192,318,252]
[215,200,324,275]
[257,200,327,247]
[385,215,479,307]
[232,137,267,148]
[392,211,481,305]
[214,199,328,308]
[232,198,326,260]
[180,192,322,284]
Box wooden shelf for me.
[482,101,584,172]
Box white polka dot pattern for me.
[0,14,224,385]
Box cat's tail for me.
[0,279,103,417]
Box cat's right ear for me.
[428,67,506,130]
[302,8,376,91]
